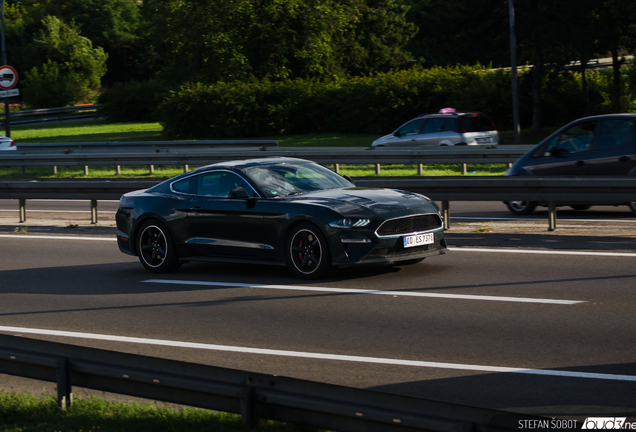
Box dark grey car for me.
[504,114,636,214]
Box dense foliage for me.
[158,64,636,139]
[4,0,636,132]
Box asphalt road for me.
[0,199,635,418]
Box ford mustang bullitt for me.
[116,157,447,279]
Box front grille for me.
[376,214,442,237]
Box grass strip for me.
[0,391,325,432]
[0,164,508,179]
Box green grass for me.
[11,121,164,143]
[0,392,325,432]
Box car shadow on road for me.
[369,363,636,418]
[0,224,115,236]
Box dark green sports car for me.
[116,157,447,279]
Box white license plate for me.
[403,233,434,248]
[476,137,492,144]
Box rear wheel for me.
[505,201,537,215]
[137,220,180,273]
[286,223,331,279]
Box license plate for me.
[476,137,492,144]
[403,233,434,248]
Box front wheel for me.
[137,220,180,273]
[505,201,537,215]
[286,223,332,279]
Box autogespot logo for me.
[582,418,632,429]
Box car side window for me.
[422,118,445,134]
[172,177,196,194]
[397,119,424,136]
[197,172,255,197]
[441,118,458,132]
[596,119,635,150]
[543,121,596,156]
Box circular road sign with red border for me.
[0,65,18,90]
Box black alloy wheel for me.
[137,220,180,273]
[287,223,331,279]
[505,201,537,215]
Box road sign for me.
[0,65,18,90]
[0,88,19,98]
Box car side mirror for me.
[393,131,401,137]
[229,187,250,199]
[343,175,355,185]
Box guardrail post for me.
[56,357,72,411]
[84,165,89,175]
[116,165,121,175]
[418,164,423,175]
[334,164,339,174]
[91,200,98,224]
[375,164,381,175]
[548,201,557,231]
[240,378,255,428]
[442,201,450,229]
[53,166,57,175]
[150,165,155,174]
[462,163,467,175]
[183,165,189,173]
[19,199,26,223]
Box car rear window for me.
[462,115,496,132]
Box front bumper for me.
[328,226,447,266]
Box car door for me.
[525,120,597,176]
[186,171,266,259]
[412,118,447,146]
[587,118,636,176]
[392,118,425,145]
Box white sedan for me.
[0,133,15,151]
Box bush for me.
[99,79,168,122]
[22,60,79,108]
[156,64,636,139]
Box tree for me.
[139,0,416,82]
[22,16,108,107]
[5,0,140,84]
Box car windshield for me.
[245,162,353,198]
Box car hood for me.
[283,187,438,217]
[371,134,398,146]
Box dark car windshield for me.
[246,162,353,198]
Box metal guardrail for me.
[17,140,279,153]
[2,146,531,176]
[0,105,102,125]
[0,334,542,431]
[1,177,635,230]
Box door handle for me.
[189,206,204,211]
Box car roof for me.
[416,111,484,118]
[179,157,314,175]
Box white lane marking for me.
[0,234,116,241]
[449,247,636,257]
[0,325,632,382]
[0,210,117,214]
[143,279,583,305]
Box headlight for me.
[328,218,371,229]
